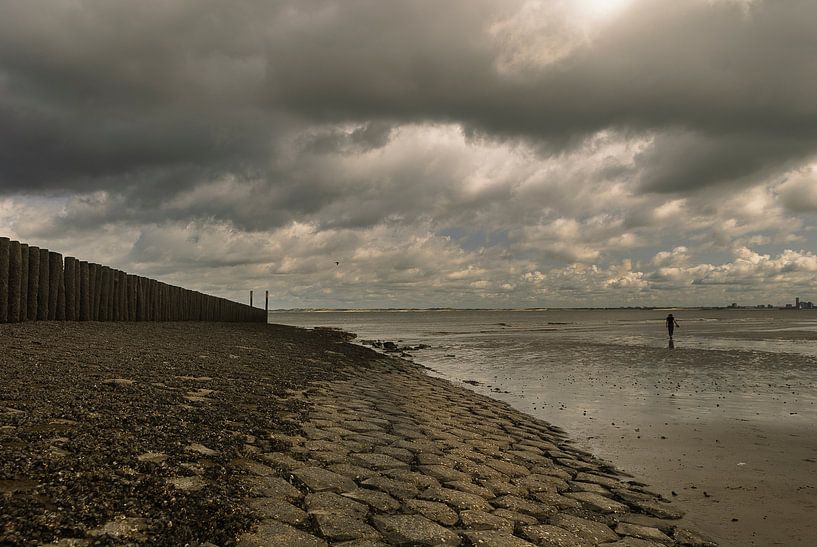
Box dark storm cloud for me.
[2,0,816,216]
[266,0,817,190]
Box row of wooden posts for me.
[0,237,266,323]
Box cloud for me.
[777,165,817,213]
[1,0,817,306]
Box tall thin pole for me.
[250,290,253,308]
[265,290,269,314]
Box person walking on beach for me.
[666,313,679,339]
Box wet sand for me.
[423,341,817,546]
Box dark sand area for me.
[0,322,365,545]
[2,323,711,546]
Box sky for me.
[1,0,817,309]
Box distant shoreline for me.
[269,306,808,312]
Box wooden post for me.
[27,246,39,321]
[143,278,150,321]
[96,267,106,321]
[87,264,96,320]
[151,279,159,321]
[74,258,81,320]
[112,271,120,321]
[125,274,133,321]
[0,237,9,323]
[56,263,66,321]
[265,290,269,316]
[93,264,103,320]
[64,257,76,320]
[20,244,28,321]
[101,267,112,321]
[37,248,50,320]
[135,277,144,321]
[8,240,22,322]
[49,251,64,321]
[104,268,113,321]
[79,261,90,321]
[121,272,128,321]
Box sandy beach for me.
[269,308,817,546]
[1,322,711,545]
[425,347,817,546]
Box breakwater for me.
[0,236,264,323]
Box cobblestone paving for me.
[235,355,717,547]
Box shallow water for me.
[269,309,817,546]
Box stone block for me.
[462,530,537,547]
[341,488,401,512]
[521,524,591,547]
[459,509,514,532]
[419,486,493,512]
[372,514,461,546]
[404,500,458,526]
[614,523,673,545]
[550,514,618,544]
[312,512,380,542]
[294,466,356,493]
[236,521,327,547]
[305,492,369,519]
[564,492,629,514]
[246,498,307,525]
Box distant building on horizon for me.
[788,297,814,310]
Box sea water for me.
[269,309,817,545]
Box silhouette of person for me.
[666,313,679,339]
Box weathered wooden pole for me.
[103,268,112,321]
[101,267,113,321]
[135,277,144,321]
[119,271,127,320]
[56,266,66,321]
[48,251,64,320]
[87,264,95,320]
[8,240,22,322]
[73,258,80,320]
[144,278,151,320]
[151,279,159,321]
[125,275,132,321]
[79,261,90,321]
[143,277,150,320]
[119,272,127,321]
[64,257,76,320]
[143,278,150,320]
[0,237,9,323]
[105,267,115,321]
[20,243,29,321]
[37,248,50,321]
[96,266,106,321]
[27,246,39,321]
[129,275,138,321]
[156,282,163,321]
[112,271,120,321]
[265,290,269,315]
[90,264,100,320]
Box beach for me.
[270,309,817,546]
[1,321,709,545]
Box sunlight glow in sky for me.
[1,0,816,308]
